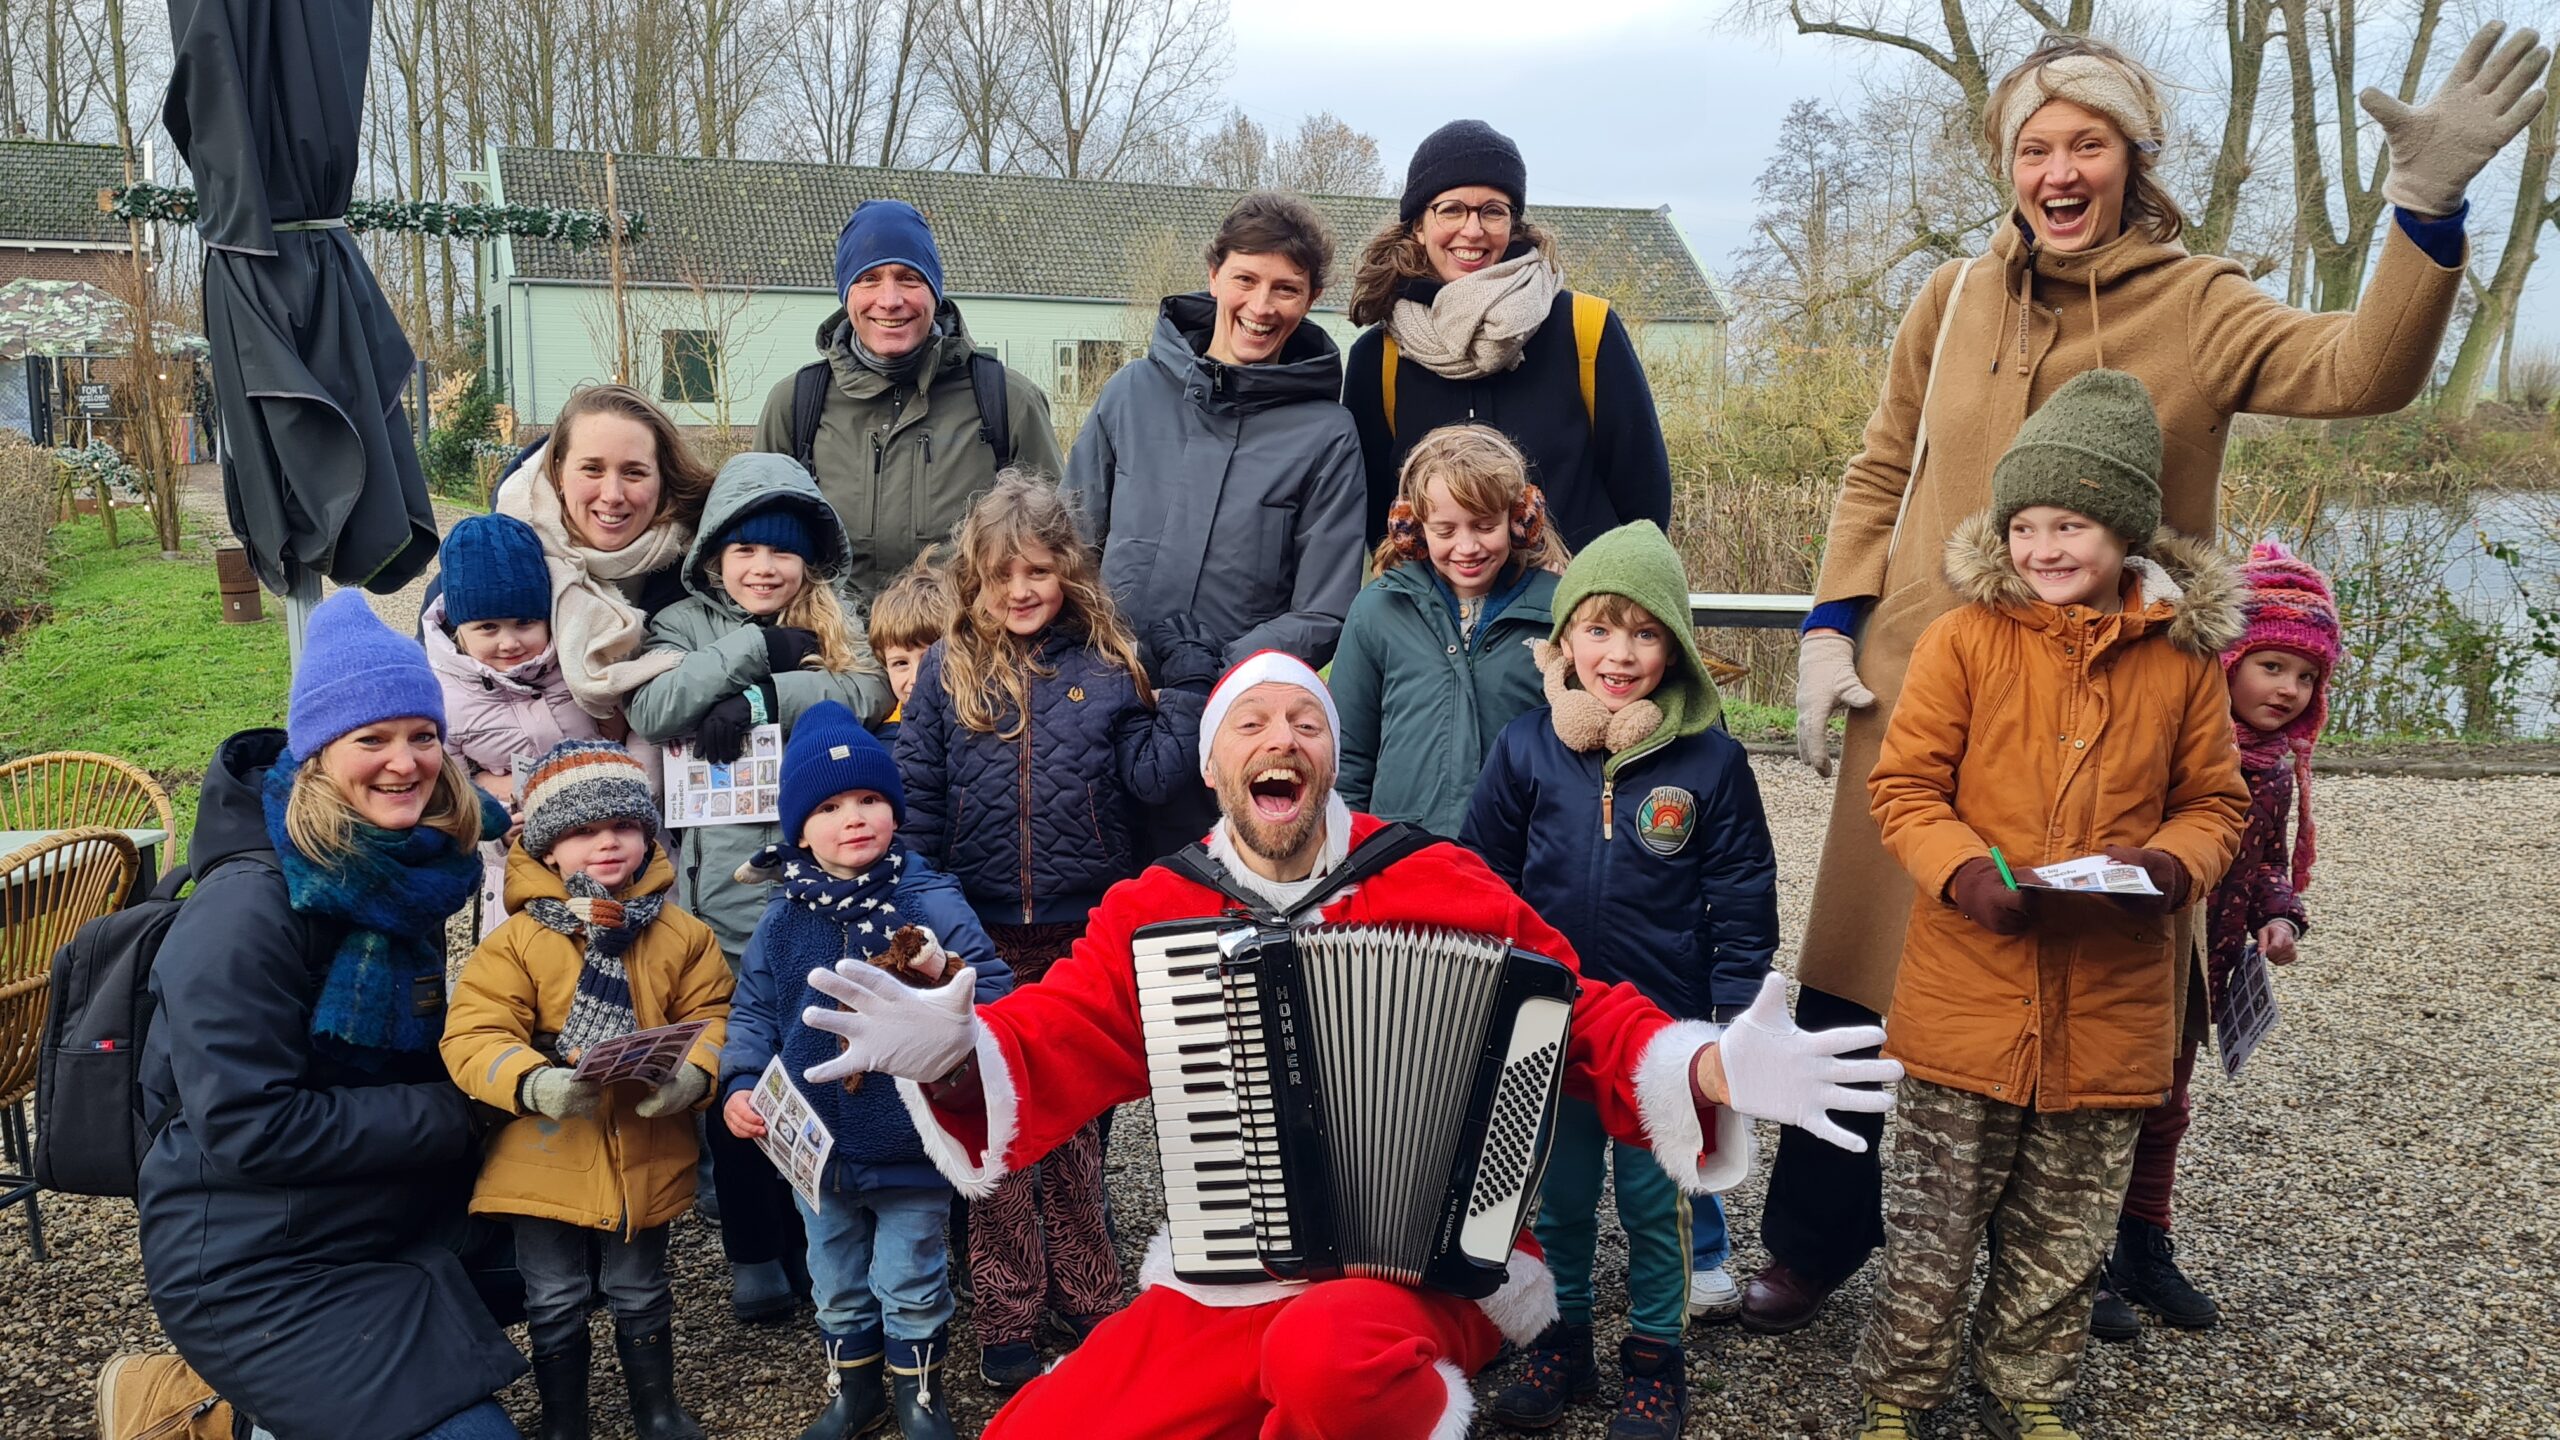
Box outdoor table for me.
[0,827,168,899]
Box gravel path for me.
[7,764,2555,1438]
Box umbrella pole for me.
[284,572,320,670]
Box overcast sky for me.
[1224,0,2560,356]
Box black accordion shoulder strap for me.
[1156,821,1441,925]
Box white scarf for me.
[492,440,691,718]
[1384,250,1564,381]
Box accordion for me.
[1134,918,1577,1300]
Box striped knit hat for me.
[2222,540,2339,893]
[519,739,662,862]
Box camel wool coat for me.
[1801,218,2459,1016]
[1869,522,2248,1110]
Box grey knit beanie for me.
[1991,369,2163,544]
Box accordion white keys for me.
[1133,917,1577,1300]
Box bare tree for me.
[1192,106,1268,188]
[2276,0,2443,310]
[775,0,939,166]
[1272,111,1386,195]
[1011,0,1230,179]
[2443,47,2556,416]
[926,0,1029,172]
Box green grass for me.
[1721,699,1794,743]
[0,516,290,858]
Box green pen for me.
[1989,846,2019,891]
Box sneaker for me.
[1977,1394,2081,1440]
[978,1341,1042,1393]
[2088,1281,2139,1343]
[96,1354,230,1440]
[1605,1337,1686,1440]
[1854,1395,1917,1439]
[2109,1217,2220,1329]
[1485,1320,1597,1429]
[1687,1264,1743,1321]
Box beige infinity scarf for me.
[492,441,689,718]
[1385,251,1564,381]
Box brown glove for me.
[1947,856,2031,937]
[2101,845,2190,911]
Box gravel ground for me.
[7,763,2555,1439]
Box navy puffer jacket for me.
[894,630,1205,926]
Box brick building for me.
[0,140,138,289]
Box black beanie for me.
[1400,120,1528,224]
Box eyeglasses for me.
[1425,198,1515,228]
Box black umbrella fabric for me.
[163,0,437,595]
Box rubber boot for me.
[530,1331,592,1440]
[796,1335,888,1440]
[1486,1319,1598,1429]
[887,1336,956,1440]
[612,1322,705,1440]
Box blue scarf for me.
[753,840,910,940]
[262,755,507,1068]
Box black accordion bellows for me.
[1135,918,1576,1300]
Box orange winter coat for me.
[1868,520,2248,1111]
[442,844,731,1235]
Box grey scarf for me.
[1384,251,1564,381]
[851,315,947,387]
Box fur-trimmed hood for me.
[1942,510,2245,659]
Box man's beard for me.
[1215,754,1332,867]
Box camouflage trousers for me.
[1851,1078,2143,1408]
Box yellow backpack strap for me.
[1380,333,1400,439]
[1571,291,1608,428]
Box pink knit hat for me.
[2220,540,2339,891]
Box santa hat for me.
[2221,539,2339,893]
[1198,651,1338,782]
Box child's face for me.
[985,541,1064,638]
[2006,506,2128,611]
[882,644,927,708]
[544,818,649,891]
[805,789,897,876]
[720,543,808,616]
[456,617,550,667]
[2230,648,2322,733]
[1420,477,1511,599]
[1564,599,1670,713]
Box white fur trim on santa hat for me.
[1427,1360,1476,1440]
[1634,1019,1755,1194]
[1472,1246,1560,1346]
[893,1017,1018,1199]
[1199,650,1340,778]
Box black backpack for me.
[786,352,1013,473]
[32,854,268,1197]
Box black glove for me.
[763,625,824,674]
[694,693,755,764]
[1947,856,2032,937]
[1145,615,1225,693]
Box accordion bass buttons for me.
[1456,993,1576,1265]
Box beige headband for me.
[1998,54,2163,161]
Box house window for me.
[660,330,720,404]
[1052,339,1126,402]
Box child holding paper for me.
[442,739,733,1440]
[1853,371,2248,1440]
[721,702,1011,1440]
[2093,540,2338,1339]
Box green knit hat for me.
[1549,522,1723,750]
[1992,369,2163,545]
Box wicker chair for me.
[0,751,177,840]
[0,827,141,1260]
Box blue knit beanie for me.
[834,200,944,303]
[288,590,448,755]
[439,513,552,628]
[716,505,819,563]
[780,700,904,843]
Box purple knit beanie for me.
[2220,539,2339,891]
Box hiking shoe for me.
[2109,1217,2220,1329]
[1605,1337,1686,1440]
[96,1354,229,1440]
[978,1341,1041,1393]
[1977,1395,2081,1440]
[2089,1281,2139,1343]
[1485,1320,1597,1429]
[1854,1395,1918,1439]
[1688,1263,1743,1321]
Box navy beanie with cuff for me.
[1400,120,1528,224]
[779,700,905,844]
[439,513,552,628]
[834,199,945,303]
[716,505,819,564]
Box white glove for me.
[800,960,979,1086]
[2362,21,2548,217]
[1714,973,1900,1152]
[1793,632,1875,778]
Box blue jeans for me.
[797,1185,955,1350]
[257,1400,521,1440]
[1692,1193,1731,1271]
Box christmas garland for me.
[105,182,645,247]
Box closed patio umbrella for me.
[162,0,437,617]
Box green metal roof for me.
[0,140,132,246]
[491,147,1726,324]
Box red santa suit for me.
[894,805,1750,1440]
